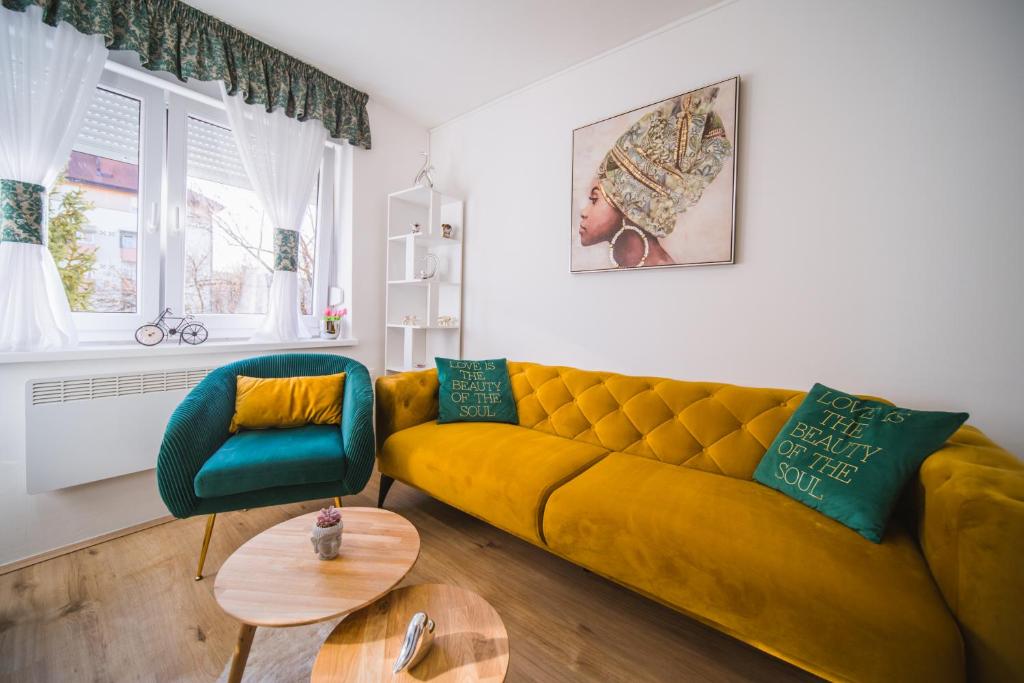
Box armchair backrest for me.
[208,352,367,385]
[191,353,368,433]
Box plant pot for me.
[310,521,343,560]
[319,319,340,340]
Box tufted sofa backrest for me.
[508,362,806,480]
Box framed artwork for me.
[570,76,738,272]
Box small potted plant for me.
[320,306,347,339]
[310,505,343,560]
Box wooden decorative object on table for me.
[311,583,509,682]
[214,507,420,683]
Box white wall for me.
[348,100,432,373]
[429,0,1024,454]
[0,99,427,566]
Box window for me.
[50,87,141,313]
[51,70,341,342]
[183,117,319,316]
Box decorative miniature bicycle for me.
[134,307,208,346]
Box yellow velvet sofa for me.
[375,362,1023,682]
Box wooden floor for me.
[0,475,816,682]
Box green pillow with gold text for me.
[435,357,518,424]
[753,383,967,542]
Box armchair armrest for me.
[339,362,375,495]
[156,371,235,518]
[915,425,1024,682]
[375,369,438,450]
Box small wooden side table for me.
[311,583,509,682]
[214,507,420,683]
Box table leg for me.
[227,623,256,683]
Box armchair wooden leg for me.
[378,475,395,508]
[333,496,342,508]
[194,514,216,581]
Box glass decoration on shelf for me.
[410,222,422,234]
[415,253,439,280]
[413,151,435,189]
[441,223,454,239]
[437,315,458,328]
[402,315,420,326]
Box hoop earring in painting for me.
[609,223,649,268]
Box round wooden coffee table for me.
[311,583,509,682]
[214,507,419,683]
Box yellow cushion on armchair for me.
[229,372,346,432]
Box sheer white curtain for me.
[220,83,327,342]
[0,6,108,351]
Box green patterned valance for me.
[2,0,371,149]
[1,179,45,245]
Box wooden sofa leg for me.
[333,496,342,508]
[378,475,395,508]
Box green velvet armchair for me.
[156,353,374,580]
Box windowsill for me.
[0,337,359,365]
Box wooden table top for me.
[214,507,419,627]
[311,583,509,682]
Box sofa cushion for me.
[379,422,607,543]
[542,452,965,683]
[753,382,968,543]
[194,425,345,498]
[436,357,517,424]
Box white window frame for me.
[309,153,335,332]
[165,94,334,338]
[70,70,163,341]
[64,65,342,343]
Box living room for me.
[1,1,1021,681]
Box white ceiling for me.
[184,0,721,129]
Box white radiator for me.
[25,367,212,493]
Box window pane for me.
[50,87,141,313]
[298,186,318,316]
[184,116,318,315]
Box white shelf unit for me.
[384,186,464,375]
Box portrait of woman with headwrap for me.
[572,78,737,271]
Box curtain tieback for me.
[0,179,45,245]
[273,227,298,272]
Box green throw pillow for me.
[436,357,518,424]
[753,383,967,542]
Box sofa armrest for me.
[916,425,1024,683]
[156,371,235,518]
[339,362,375,495]
[375,369,438,450]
